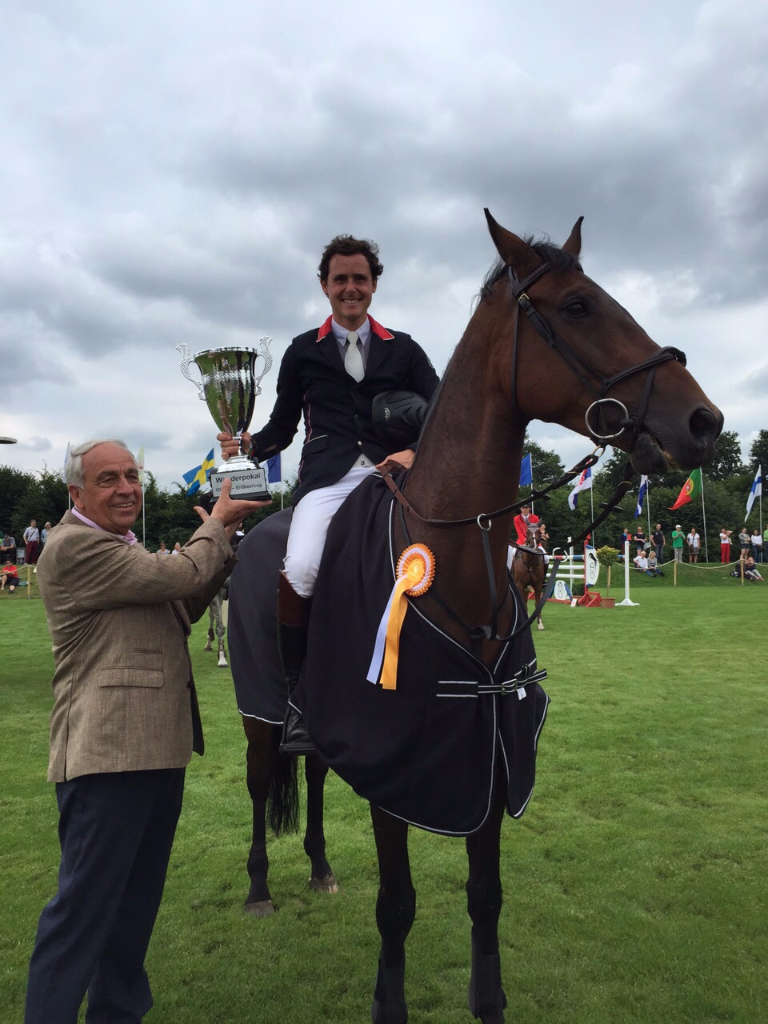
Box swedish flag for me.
[184,449,215,495]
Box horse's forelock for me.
[479,237,583,302]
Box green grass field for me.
[1,580,766,1023]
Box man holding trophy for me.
[219,234,440,753]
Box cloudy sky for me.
[1,0,766,491]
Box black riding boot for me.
[278,572,315,756]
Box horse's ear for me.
[563,216,584,256]
[484,209,539,274]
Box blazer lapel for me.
[364,316,395,379]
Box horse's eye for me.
[563,299,589,318]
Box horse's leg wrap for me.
[277,573,314,755]
[372,884,414,1024]
[372,957,408,1024]
[468,929,507,1023]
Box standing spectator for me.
[1,531,15,564]
[686,527,701,563]
[171,542,182,555]
[40,522,52,551]
[633,525,648,550]
[671,525,686,563]
[24,438,269,1024]
[24,519,40,566]
[719,528,733,564]
[0,563,19,592]
[738,527,750,560]
[157,541,171,555]
[751,528,762,563]
[652,523,665,562]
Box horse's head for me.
[483,211,722,474]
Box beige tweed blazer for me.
[37,511,236,782]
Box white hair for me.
[65,439,133,488]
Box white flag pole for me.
[700,471,709,562]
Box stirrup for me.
[279,705,315,756]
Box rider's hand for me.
[376,449,415,473]
[194,477,271,538]
[217,431,252,461]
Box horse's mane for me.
[479,237,583,302]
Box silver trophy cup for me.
[177,339,273,501]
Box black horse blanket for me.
[228,508,293,724]
[293,475,549,836]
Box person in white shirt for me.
[686,528,701,563]
[751,529,763,563]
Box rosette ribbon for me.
[366,544,435,689]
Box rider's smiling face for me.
[321,254,377,332]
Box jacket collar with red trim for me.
[316,315,394,342]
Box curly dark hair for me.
[317,235,384,283]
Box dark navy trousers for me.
[25,768,185,1024]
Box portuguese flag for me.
[669,467,703,510]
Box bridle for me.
[380,258,689,652]
[507,262,687,448]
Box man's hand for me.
[217,431,253,461]
[194,478,271,539]
[376,449,415,474]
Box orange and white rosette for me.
[366,544,435,690]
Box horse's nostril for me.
[689,407,721,443]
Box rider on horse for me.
[219,235,439,753]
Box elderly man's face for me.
[70,443,142,535]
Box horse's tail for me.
[266,729,300,836]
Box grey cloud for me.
[744,365,768,397]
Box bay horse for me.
[511,527,547,630]
[244,212,722,1021]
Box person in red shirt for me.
[513,504,532,547]
[0,564,19,592]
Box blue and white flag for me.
[568,466,592,511]
[183,449,215,496]
[519,453,532,487]
[746,465,762,518]
[267,453,281,484]
[634,475,649,518]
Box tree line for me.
[2,429,765,557]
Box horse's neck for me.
[401,309,525,645]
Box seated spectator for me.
[0,564,19,592]
[647,550,665,576]
[731,557,763,581]
[1,533,16,564]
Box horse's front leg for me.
[304,754,338,893]
[466,780,507,1023]
[370,804,414,1024]
[242,716,276,917]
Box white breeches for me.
[283,463,377,598]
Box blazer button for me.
[357,440,363,447]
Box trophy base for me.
[210,462,271,502]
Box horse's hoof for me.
[203,642,213,652]
[537,621,545,630]
[372,959,407,1024]
[309,872,339,894]
[217,654,228,667]
[243,899,275,918]
[468,938,506,1022]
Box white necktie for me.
[344,331,364,382]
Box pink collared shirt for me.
[71,508,138,545]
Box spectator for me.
[652,523,665,562]
[157,541,171,555]
[633,525,648,551]
[738,527,750,560]
[686,527,701,563]
[646,550,665,576]
[171,542,182,555]
[719,528,733,564]
[671,524,686,563]
[751,528,763,563]
[0,563,19,592]
[1,532,15,564]
[634,551,662,577]
[41,522,52,551]
[24,519,40,566]
[731,556,763,581]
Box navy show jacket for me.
[250,315,439,506]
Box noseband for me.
[507,263,686,447]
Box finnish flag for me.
[568,466,592,511]
[634,476,649,519]
[746,466,762,518]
